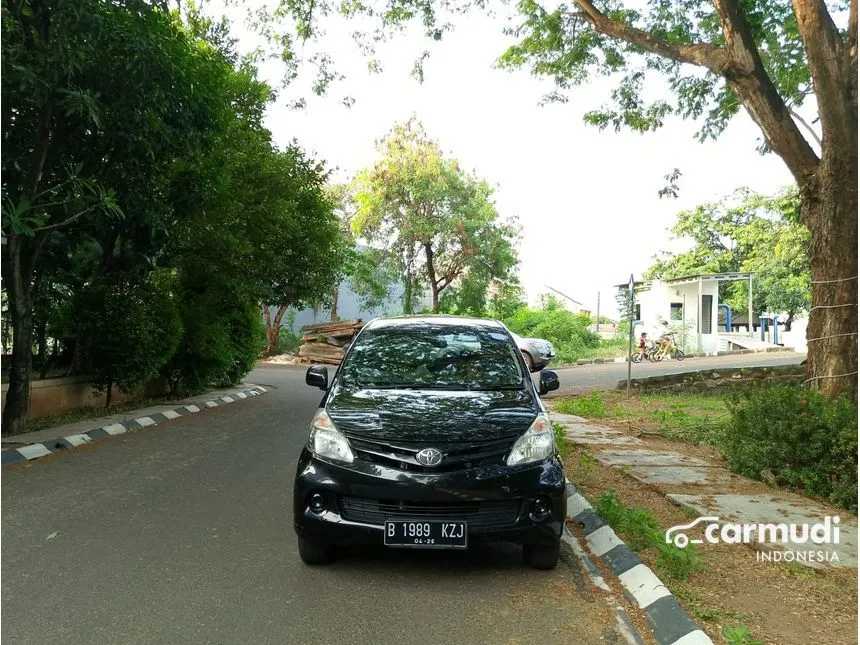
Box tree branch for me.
[572,0,729,72]
[849,0,858,51]
[790,108,822,147]
[791,0,856,151]
[711,0,820,182]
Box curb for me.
[1,385,268,469]
[565,481,713,645]
[556,347,797,369]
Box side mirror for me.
[538,369,560,395]
[306,365,329,391]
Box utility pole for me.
[596,292,601,330]
[627,275,634,397]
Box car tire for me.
[523,541,560,570]
[521,351,535,372]
[298,536,336,565]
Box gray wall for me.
[267,281,432,332]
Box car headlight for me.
[532,340,553,354]
[307,409,354,464]
[506,414,555,466]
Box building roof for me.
[614,272,755,289]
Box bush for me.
[163,289,262,395]
[76,272,181,405]
[277,311,302,354]
[504,299,599,364]
[721,385,858,513]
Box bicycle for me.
[631,339,660,363]
[653,332,685,361]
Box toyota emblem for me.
[416,447,443,467]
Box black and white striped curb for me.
[565,482,713,645]
[1,385,268,468]
[561,507,645,645]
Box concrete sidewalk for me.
[549,410,857,569]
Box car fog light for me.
[309,493,326,514]
[530,496,551,521]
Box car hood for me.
[326,385,539,443]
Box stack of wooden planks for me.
[296,319,364,365]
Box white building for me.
[617,273,758,354]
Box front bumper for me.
[293,450,566,547]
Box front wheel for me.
[674,349,685,361]
[523,541,560,570]
[298,536,336,565]
[631,353,642,364]
[521,350,535,372]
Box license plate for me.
[383,520,468,549]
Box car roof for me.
[364,315,507,331]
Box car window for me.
[341,323,524,389]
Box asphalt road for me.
[550,351,803,395]
[1,353,803,644]
[3,365,622,645]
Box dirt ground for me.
[564,443,859,645]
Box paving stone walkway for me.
[550,409,857,569]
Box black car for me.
[293,315,565,569]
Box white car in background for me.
[509,332,556,372]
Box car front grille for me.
[339,497,522,529]
[346,435,516,473]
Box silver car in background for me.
[509,332,556,372]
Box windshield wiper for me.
[466,384,524,391]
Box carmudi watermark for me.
[665,515,841,564]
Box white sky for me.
[216,5,799,318]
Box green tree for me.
[0,0,249,432]
[352,119,519,314]
[646,188,811,328]
[76,273,181,407]
[324,183,400,322]
[242,0,857,399]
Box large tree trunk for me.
[330,285,340,322]
[424,242,440,313]
[264,304,288,356]
[2,237,34,435]
[802,154,858,401]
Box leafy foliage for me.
[76,273,181,403]
[645,188,811,324]
[352,119,519,313]
[504,296,600,363]
[1,1,345,428]
[722,385,858,512]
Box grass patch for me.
[556,390,729,445]
[17,397,172,436]
[576,338,629,361]
[593,490,706,581]
[555,391,607,418]
[552,422,571,460]
[722,624,763,645]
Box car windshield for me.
[341,323,524,390]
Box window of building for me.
[670,302,683,321]
[701,295,713,334]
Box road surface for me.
[1,354,802,644]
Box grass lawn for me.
[572,338,629,362]
[554,389,730,446]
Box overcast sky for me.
[215,4,800,318]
